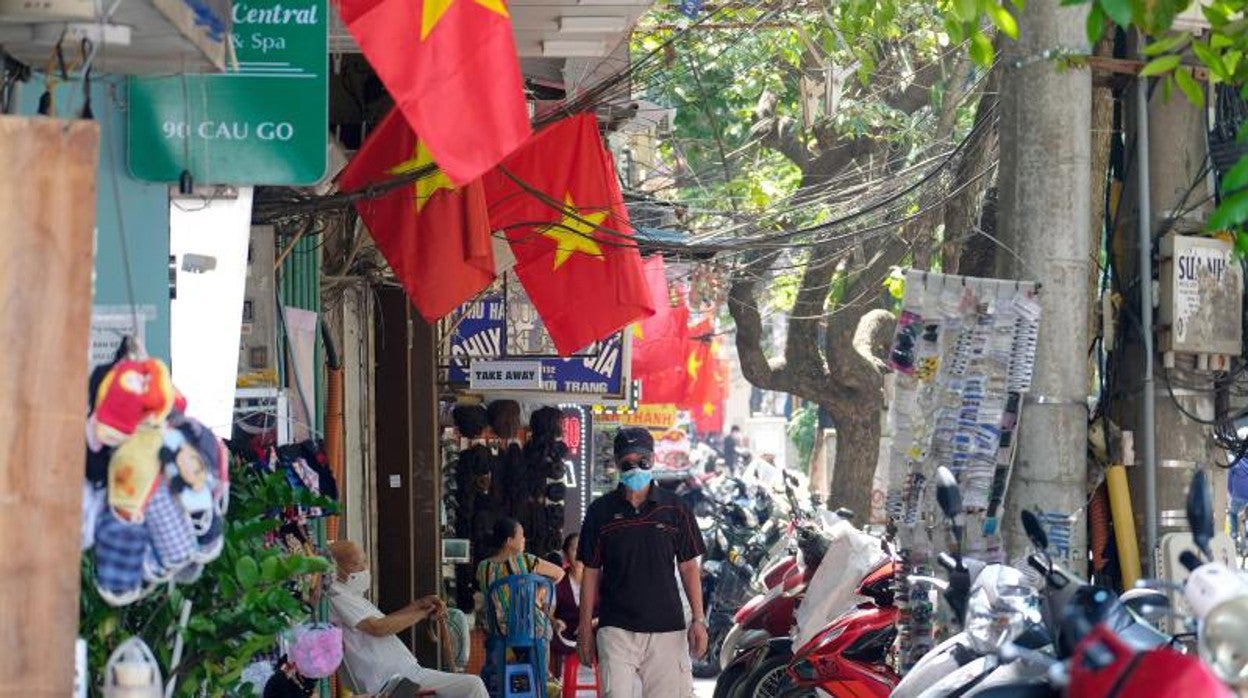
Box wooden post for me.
[0,117,100,695]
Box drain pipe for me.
[1135,60,1159,576]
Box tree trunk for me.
[825,400,881,522]
[808,425,828,495]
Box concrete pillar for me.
[997,0,1093,565]
[1116,56,1219,573]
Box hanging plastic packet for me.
[889,310,923,374]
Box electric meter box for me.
[1158,233,1243,359]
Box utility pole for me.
[997,1,1092,565]
[1116,39,1219,576]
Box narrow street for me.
[8,1,1248,697]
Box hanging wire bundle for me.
[249,0,1000,312]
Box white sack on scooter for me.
[793,515,887,650]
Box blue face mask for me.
[619,467,653,492]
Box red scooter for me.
[717,554,898,698]
[716,523,827,681]
[782,560,900,697]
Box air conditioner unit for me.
[0,0,230,74]
[0,0,94,23]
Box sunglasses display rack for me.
[883,269,1041,673]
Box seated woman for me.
[551,533,598,674]
[476,518,565,689]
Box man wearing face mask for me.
[327,541,488,697]
[576,428,707,697]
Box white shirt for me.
[327,585,423,693]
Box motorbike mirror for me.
[934,466,962,521]
[1119,588,1174,626]
[1021,510,1049,551]
[1186,469,1214,559]
[1179,550,1203,572]
[834,507,855,521]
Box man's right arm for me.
[576,502,603,665]
[577,567,601,666]
[356,602,429,637]
[578,567,600,631]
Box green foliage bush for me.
[80,459,335,697]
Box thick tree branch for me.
[882,45,962,115]
[729,271,786,392]
[750,90,812,171]
[943,65,1001,274]
[784,241,842,371]
[824,234,909,391]
[853,309,897,373]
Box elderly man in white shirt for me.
[328,541,488,698]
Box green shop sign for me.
[128,0,328,185]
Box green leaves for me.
[1087,4,1109,44]
[234,555,260,589]
[970,32,995,66]
[987,5,1020,39]
[1098,0,1134,27]
[955,0,979,23]
[1173,67,1205,105]
[1141,33,1192,57]
[80,458,327,697]
[1140,54,1182,76]
[1222,157,1248,195]
[1207,189,1248,231]
[1192,40,1230,81]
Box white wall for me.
[169,189,254,438]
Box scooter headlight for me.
[1199,595,1248,686]
[964,570,1041,654]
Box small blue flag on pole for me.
[679,0,703,19]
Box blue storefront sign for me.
[449,290,629,401]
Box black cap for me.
[613,427,654,460]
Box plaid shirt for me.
[145,484,196,569]
[95,510,149,594]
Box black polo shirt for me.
[577,484,706,633]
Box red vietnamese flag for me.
[336,0,531,186]
[679,320,716,411]
[338,108,495,321]
[692,354,729,433]
[639,363,688,404]
[483,113,654,355]
[632,255,691,377]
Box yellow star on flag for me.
[632,324,644,340]
[702,402,716,416]
[387,140,455,213]
[422,0,510,41]
[687,349,703,380]
[541,193,606,269]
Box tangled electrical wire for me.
[253,0,1001,316]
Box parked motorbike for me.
[696,497,772,678]
[716,521,830,673]
[965,471,1228,698]
[717,516,884,698]
[774,558,900,697]
[892,467,1036,698]
[716,478,832,673]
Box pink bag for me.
[288,624,342,679]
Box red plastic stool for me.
[560,654,601,697]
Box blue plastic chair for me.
[483,573,556,698]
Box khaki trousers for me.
[597,627,693,698]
